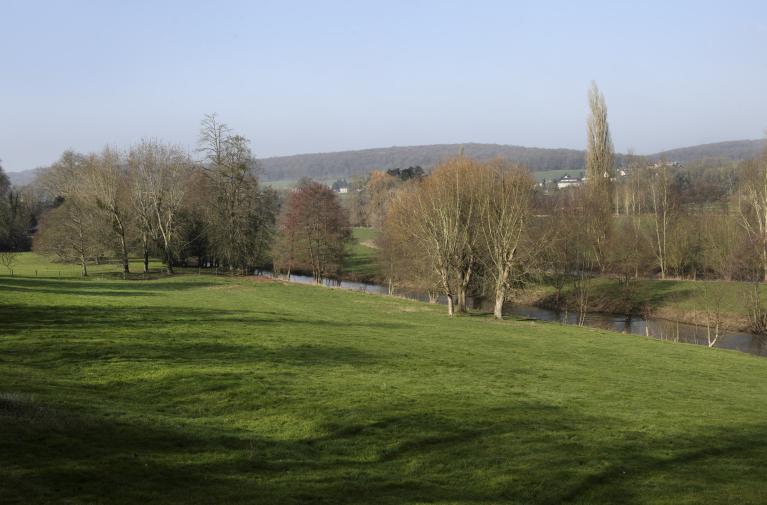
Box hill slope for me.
[2,254,767,503]
[260,139,765,181]
[7,139,764,186]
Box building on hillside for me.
[556,174,583,189]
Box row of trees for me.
[29,115,351,280]
[372,83,767,318]
[381,157,534,318]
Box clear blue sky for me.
[1,0,765,172]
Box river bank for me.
[263,271,767,357]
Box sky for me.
[1,0,766,172]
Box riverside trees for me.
[273,182,352,283]
[383,157,536,317]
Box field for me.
[2,255,767,504]
[343,227,379,282]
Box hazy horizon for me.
[2,0,766,172]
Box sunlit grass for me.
[2,255,767,503]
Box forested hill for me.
[260,143,587,181]
[6,139,765,186]
[651,139,765,164]
[260,139,766,181]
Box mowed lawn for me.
[2,259,767,503]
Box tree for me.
[0,160,33,255]
[475,161,535,319]
[82,148,132,277]
[198,114,276,273]
[389,157,480,316]
[646,162,676,279]
[33,200,108,276]
[0,251,17,275]
[365,170,399,229]
[584,82,615,270]
[274,182,352,282]
[738,140,767,282]
[130,140,195,274]
[38,151,103,276]
[378,188,438,297]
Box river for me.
[259,271,767,357]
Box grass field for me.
[343,227,379,282]
[3,254,767,504]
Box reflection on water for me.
[260,272,767,357]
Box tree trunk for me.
[143,242,150,274]
[165,247,174,274]
[493,275,506,319]
[493,291,504,320]
[115,222,130,279]
[446,294,455,316]
[80,254,88,277]
[458,290,467,313]
[119,231,130,278]
[458,260,474,313]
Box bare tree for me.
[130,140,194,274]
[646,162,675,279]
[476,161,535,319]
[738,140,767,282]
[274,182,352,283]
[390,157,479,316]
[697,282,726,347]
[33,201,108,276]
[0,251,17,275]
[198,114,275,273]
[82,149,132,277]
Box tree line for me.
[1,115,352,280]
[365,83,767,319]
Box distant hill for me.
[260,143,587,181]
[649,139,765,164]
[260,139,766,181]
[7,139,764,186]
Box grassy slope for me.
[343,227,379,282]
[2,256,767,503]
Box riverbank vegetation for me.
[3,265,767,503]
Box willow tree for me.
[476,161,535,319]
[584,82,615,270]
[389,157,479,316]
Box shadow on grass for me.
[0,277,219,297]
[0,303,409,370]
[2,395,767,504]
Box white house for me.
[556,174,583,189]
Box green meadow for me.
[2,255,767,504]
